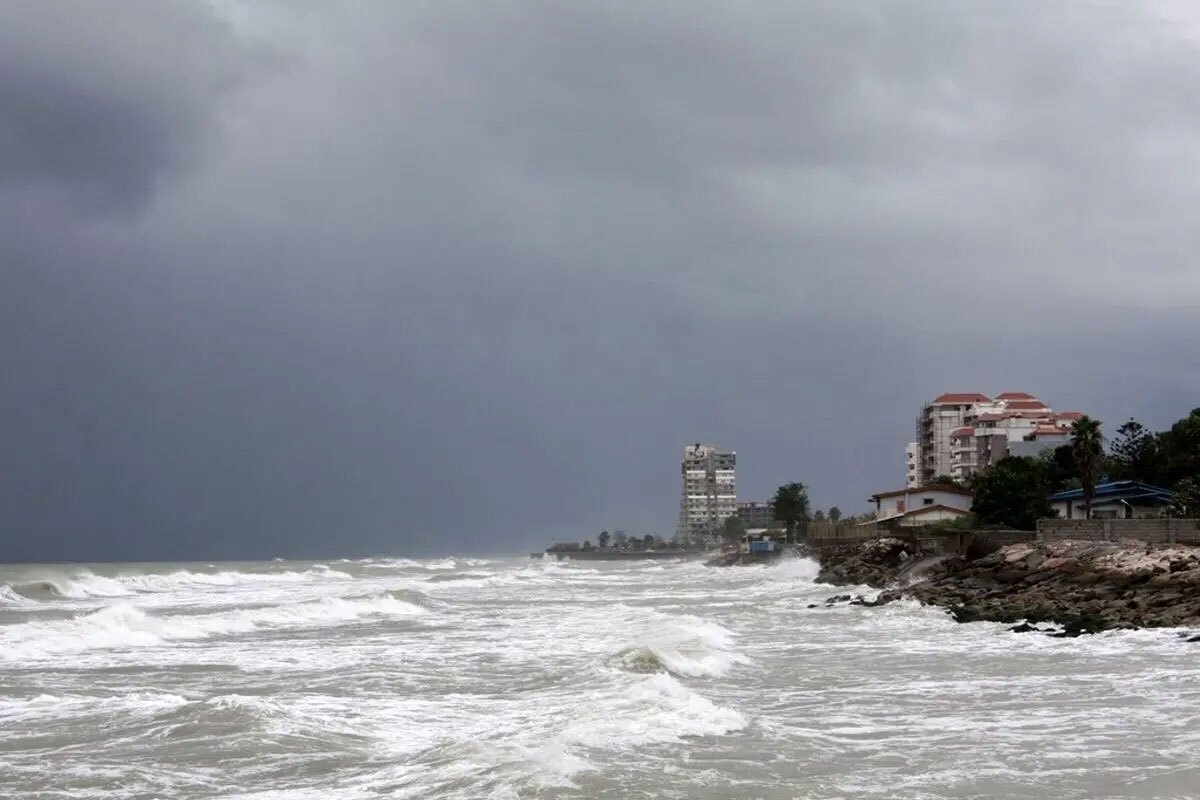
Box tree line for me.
[717,482,870,546]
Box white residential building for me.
[907,392,1085,485]
[676,443,736,545]
[909,392,993,486]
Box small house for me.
[868,484,973,528]
[1048,481,1173,520]
[740,531,782,555]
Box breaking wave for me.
[609,608,748,678]
[424,571,496,583]
[461,674,747,787]
[0,593,427,657]
[0,567,355,603]
[4,580,70,602]
[0,584,33,604]
[765,555,821,580]
[554,673,748,758]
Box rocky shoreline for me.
[815,537,1200,637]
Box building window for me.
[923,498,934,506]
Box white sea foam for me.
[0,593,427,657]
[610,607,748,678]
[362,558,424,569]
[0,584,31,604]
[0,692,191,725]
[545,673,747,771]
[766,555,821,580]
[6,555,1197,800]
[3,567,356,603]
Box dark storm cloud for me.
[2,2,1199,562]
[0,1,249,213]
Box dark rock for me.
[1021,571,1054,585]
[820,539,1200,633]
[850,594,893,607]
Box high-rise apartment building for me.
[676,443,736,545]
[909,393,993,486]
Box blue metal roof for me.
[1049,480,1173,503]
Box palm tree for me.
[1071,416,1104,519]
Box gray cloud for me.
[0,1,250,213]
[2,1,1199,562]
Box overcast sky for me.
[3,1,1199,562]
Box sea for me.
[1,555,1198,800]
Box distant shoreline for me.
[532,549,705,561]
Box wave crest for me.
[0,567,356,603]
[608,608,748,678]
[0,593,428,657]
[559,672,748,753]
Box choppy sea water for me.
[1,556,1198,799]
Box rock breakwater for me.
[815,538,920,587]
[817,538,1200,635]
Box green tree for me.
[971,457,1055,530]
[1039,444,1081,492]
[1108,418,1162,483]
[721,515,746,546]
[772,482,810,542]
[1161,409,1200,487]
[1071,416,1104,519]
[597,530,610,549]
[1171,477,1200,517]
[642,534,655,549]
[828,506,842,523]
[812,509,827,522]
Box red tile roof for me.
[996,392,1037,400]
[871,484,973,500]
[1033,425,1069,436]
[1003,400,1049,410]
[1055,411,1085,421]
[951,427,974,437]
[932,393,991,404]
[975,413,1003,422]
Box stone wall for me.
[804,526,1034,556]
[1036,518,1200,545]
